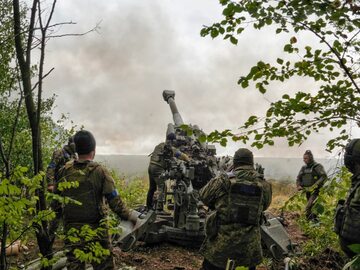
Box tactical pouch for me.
[205,211,219,240]
[228,180,263,225]
[334,199,345,235]
[301,173,315,187]
[300,165,317,187]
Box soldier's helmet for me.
[74,130,96,155]
[344,139,360,173]
[233,148,254,167]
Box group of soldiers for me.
[47,130,360,270]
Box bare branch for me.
[48,20,102,38]
[7,67,24,161]
[31,68,55,92]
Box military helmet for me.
[74,130,96,155]
[233,148,254,167]
[344,139,360,173]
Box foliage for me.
[343,244,360,269]
[112,170,148,208]
[63,224,110,264]
[284,167,351,255]
[0,167,51,247]
[201,0,360,151]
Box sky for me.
[41,0,359,158]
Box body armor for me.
[150,143,166,167]
[300,164,318,187]
[62,163,103,224]
[218,176,263,225]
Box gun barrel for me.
[163,90,184,126]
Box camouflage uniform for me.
[55,160,132,270]
[339,174,360,258]
[147,143,167,209]
[199,165,272,269]
[296,161,327,219]
[337,139,360,261]
[147,142,190,210]
[46,144,76,190]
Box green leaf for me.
[349,244,360,254]
[220,138,227,147]
[284,44,292,52]
[237,27,244,34]
[313,203,325,214]
[198,134,207,143]
[241,79,249,88]
[211,29,219,38]
[230,36,238,45]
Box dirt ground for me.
[9,211,347,270]
[114,242,202,270]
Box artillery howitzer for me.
[139,90,217,247]
[140,90,297,261]
[23,91,297,270]
[162,89,218,183]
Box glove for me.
[128,210,139,225]
[179,152,190,162]
[128,210,145,231]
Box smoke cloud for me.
[42,0,358,159]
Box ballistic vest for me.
[61,161,104,224]
[300,163,319,187]
[150,143,166,167]
[218,173,263,225]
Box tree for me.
[11,0,62,263]
[9,1,97,267]
[201,0,360,151]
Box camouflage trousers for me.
[64,224,115,270]
[147,164,165,210]
[305,190,319,220]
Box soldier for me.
[146,138,190,211]
[146,142,167,211]
[46,136,77,192]
[199,148,272,270]
[54,130,140,270]
[296,150,327,220]
[336,139,360,259]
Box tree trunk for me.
[12,0,52,267]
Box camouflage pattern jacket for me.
[340,174,360,246]
[149,142,190,168]
[55,160,131,227]
[199,165,272,268]
[46,145,76,187]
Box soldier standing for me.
[146,142,167,211]
[146,138,190,212]
[296,150,327,220]
[336,139,360,259]
[46,136,77,192]
[199,148,272,270]
[55,130,140,270]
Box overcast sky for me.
[41,0,359,158]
